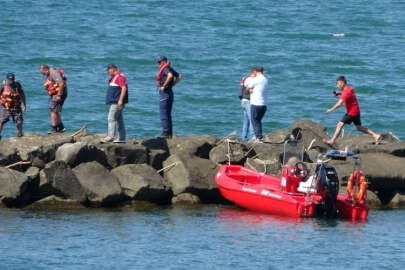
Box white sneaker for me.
[100,137,114,143]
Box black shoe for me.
[56,123,65,133]
[48,126,57,134]
[159,132,172,139]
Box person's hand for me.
[326,108,333,114]
[22,105,26,112]
[160,86,165,91]
[55,95,62,102]
[118,100,123,107]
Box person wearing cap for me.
[156,56,182,138]
[101,64,128,143]
[324,76,381,145]
[0,73,26,139]
[244,66,269,142]
[39,64,67,134]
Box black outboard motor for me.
[314,163,340,217]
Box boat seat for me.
[297,175,317,193]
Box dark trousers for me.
[159,90,174,135]
[251,105,267,139]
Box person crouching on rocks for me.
[39,64,67,134]
[101,64,128,143]
[0,73,26,140]
[324,76,381,145]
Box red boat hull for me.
[215,164,369,220]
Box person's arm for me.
[160,72,173,91]
[50,70,65,99]
[18,84,26,112]
[326,99,344,114]
[118,85,127,107]
[173,73,182,86]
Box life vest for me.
[1,80,21,110]
[347,170,367,202]
[44,68,66,96]
[156,62,171,87]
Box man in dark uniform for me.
[156,56,182,138]
[0,73,26,139]
[39,64,67,134]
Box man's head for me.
[39,64,50,76]
[336,76,347,90]
[107,64,118,76]
[6,73,15,84]
[157,55,168,66]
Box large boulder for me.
[24,195,86,210]
[289,120,330,151]
[245,157,282,176]
[0,143,20,166]
[55,142,108,167]
[263,129,290,144]
[167,135,217,159]
[209,142,249,165]
[111,164,172,204]
[171,193,201,205]
[73,161,123,206]
[97,143,149,168]
[141,137,169,152]
[5,133,74,168]
[0,167,31,207]
[163,153,222,203]
[38,161,87,203]
[148,149,170,171]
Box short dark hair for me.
[254,66,264,73]
[40,64,50,70]
[336,76,347,84]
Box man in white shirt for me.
[244,66,268,141]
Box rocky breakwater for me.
[0,120,405,210]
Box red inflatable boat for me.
[215,146,369,220]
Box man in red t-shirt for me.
[324,76,381,145]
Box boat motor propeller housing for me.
[314,163,340,217]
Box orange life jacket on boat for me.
[347,170,367,202]
[1,80,21,110]
[44,68,66,96]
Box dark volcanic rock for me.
[245,157,282,176]
[73,161,123,206]
[263,129,290,144]
[141,137,169,152]
[171,193,201,205]
[167,135,217,159]
[148,149,170,171]
[163,153,222,203]
[209,142,249,165]
[97,143,149,168]
[0,143,19,166]
[0,167,31,207]
[55,142,108,167]
[38,161,87,203]
[111,164,172,204]
[289,120,330,151]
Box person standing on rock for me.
[244,66,269,142]
[101,64,128,143]
[239,73,254,141]
[324,76,381,145]
[156,56,182,139]
[0,73,26,140]
[39,64,67,134]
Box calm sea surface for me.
[1,1,404,269]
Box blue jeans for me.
[251,105,267,140]
[107,104,126,140]
[159,90,174,135]
[241,99,254,140]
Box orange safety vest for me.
[347,170,367,202]
[44,68,66,96]
[1,80,21,110]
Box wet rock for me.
[97,143,149,168]
[25,195,86,210]
[171,193,201,205]
[388,192,405,208]
[289,120,330,151]
[209,142,249,165]
[163,153,221,202]
[111,164,172,204]
[0,167,31,207]
[38,161,87,203]
[73,161,123,206]
[55,142,108,167]
[149,149,170,171]
[168,135,217,159]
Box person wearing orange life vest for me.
[0,73,26,140]
[39,64,67,134]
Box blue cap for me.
[6,73,15,81]
[106,64,117,70]
[156,56,167,63]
